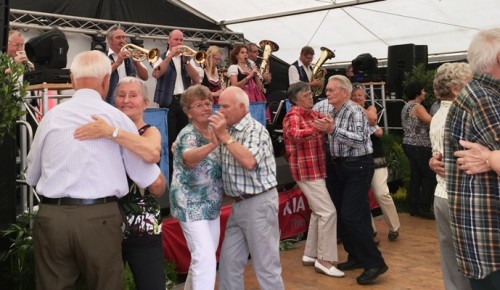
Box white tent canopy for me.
[175,0,500,65]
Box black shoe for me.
[356,263,389,285]
[337,260,363,271]
[388,230,399,241]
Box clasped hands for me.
[312,115,335,134]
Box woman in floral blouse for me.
[170,84,223,290]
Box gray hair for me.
[70,50,111,80]
[328,75,353,95]
[433,62,472,100]
[467,28,500,74]
[117,77,150,102]
[106,24,124,41]
[287,82,311,105]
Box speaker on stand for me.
[386,44,428,99]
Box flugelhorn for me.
[120,43,160,65]
[177,45,206,64]
[258,40,279,76]
[16,51,35,71]
[311,47,335,96]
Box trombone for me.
[120,43,160,65]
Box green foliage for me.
[402,63,437,110]
[380,133,409,185]
[392,187,409,213]
[0,53,28,145]
[0,214,35,290]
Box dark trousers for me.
[122,236,166,290]
[164,96,188,184]
[402,144,437,214]
[327,156,385,269]
[469,270,500,290]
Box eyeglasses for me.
[189,101,213,110]
[325,88,344,94]
[8,41,24,48]
[212,56,222,61]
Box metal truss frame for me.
[9,9,246,46]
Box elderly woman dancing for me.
[170,85,223,290]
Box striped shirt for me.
[444,73,500,279]
[283,106,326,181]
[221,113,277,196]
[26,89,161,199]
[328,100,373,158]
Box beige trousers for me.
[297,179,339,262]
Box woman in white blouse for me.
[429,62,472,290]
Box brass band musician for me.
[6,31,28,74]
[226,44,266,103]
[105,25,148,106]
[288,46,323,90]
[200,45,225,104]
[246,42,272,85]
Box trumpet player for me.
[6,31,28,74]
[152,29,201,183]
[289,46,323,90]
[105,25,148,106]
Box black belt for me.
[331,154,372,164]
[173,94,182,100]
[231,193,258,203]
[41,196,117,206]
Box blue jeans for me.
[327,155,385,268]
[402,144,436,214]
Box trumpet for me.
[177,45,206,65]
[16,51,35,71]
[120,43,160,65]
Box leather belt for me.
[331,154,372,164]
[231,193,258,203]
[41,196,117,206]
[173,94,182,100]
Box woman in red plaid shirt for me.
[282,81,344,278]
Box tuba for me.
[258,40,279,76]
[311,47,335,96]
[120,44,160,65]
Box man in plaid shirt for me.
[444,28,500,290]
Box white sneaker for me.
[314,260,345,277]
[302,255,316,266]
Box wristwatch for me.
[223,137,236,146]
[112,127,119,139]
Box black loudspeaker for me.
[0,0,8,53]
[379,99,406,129]
[275,156,296,191]
[387,44,428,99]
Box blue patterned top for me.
[170,123,223,222]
